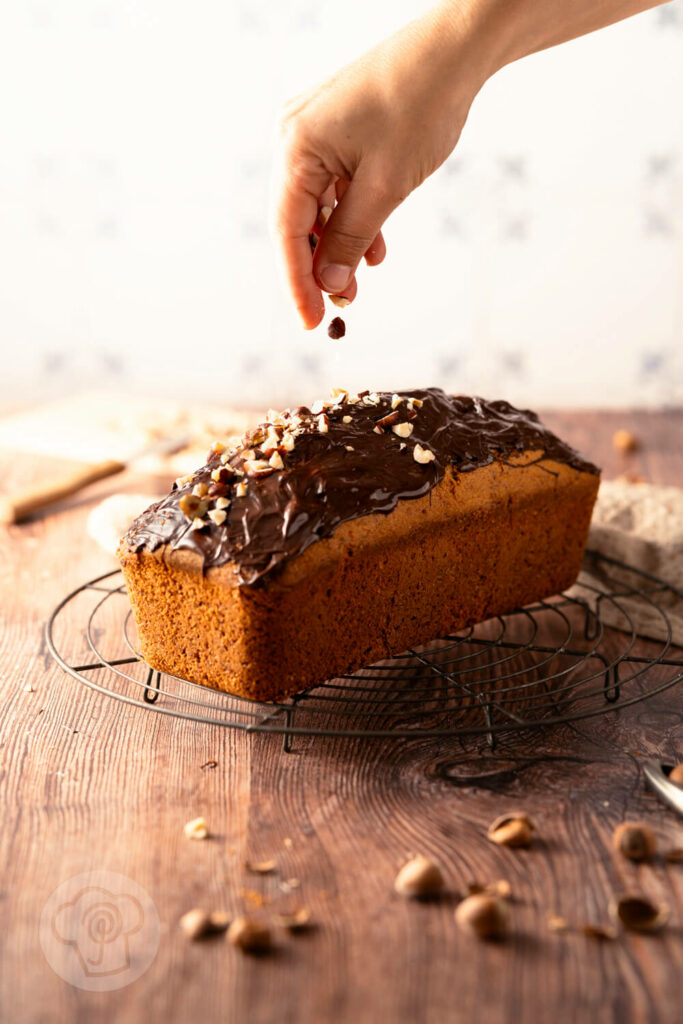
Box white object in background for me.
[574,480,683,644]
[87,493,161,557]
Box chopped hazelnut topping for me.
[179,494,208,519]
[269,451,284,470]
[177,473,194,486]
[377,410,400,429]
[190,517,206,531]
[243,449,256,462]
[391,394,403,409]
[399,442,407,451]
[207,483,227,499]
[235,481,247,497]
[392,422,414,438]
[220,452,231,465]
[373,426,382,434]
[266,408,280,422]
[363,393,380,406]
[208,509,227,526]
[192,482,208,497]
[409,397,424,408]
[215,496,230,510]
[342,415,352,424]
[345,445,354,451]
[280,432,296,452]
[245,459,274,476]
[211,440,226,454]
[413,444,436,464]
[329,294,350,308]
[317,414,329,434]
[311,399,325,415]
[211,469,222,482]
[347,394,360,404]
[319,205,332,226]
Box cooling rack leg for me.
[583,596,602,642]
[143,668,161,704]
[281,695,302,753]
[282,709,294,753]
[604,661,622,703]
[483,703,496,751]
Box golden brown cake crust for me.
[119,455,599,701]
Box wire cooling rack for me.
[45,551,683,750]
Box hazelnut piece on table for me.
[609,894,670,933]
[487,813,535,849]
[455,894,510,940]
[612,821,656,862]
[394,855,445,898]
[179,908,230,941]
[184,816,210,840]
[612,429,638,453]
[227,916,272,953]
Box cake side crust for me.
[119,455,599,701]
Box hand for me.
[271,5,493,329]
[272,0,666,330]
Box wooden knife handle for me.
[0,459,126,525]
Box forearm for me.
[433,0,669,80]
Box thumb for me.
[313,175,400,294]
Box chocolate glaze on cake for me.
[123,388,599,586]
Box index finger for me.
[271,158,331,330]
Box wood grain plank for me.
[0,412,682,1024]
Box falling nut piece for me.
[329,294,350,308]
[609,895,670,933]
[669,763,683,785]
[227,916,272,953]
[612,821,657,862]
[184,816,210,840]
[394,855,445,898]
[487,813,535,849]
[455,894,509,940]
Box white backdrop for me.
[1,0,682,410]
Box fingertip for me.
[300,295,325,330]
[364,230,387,266]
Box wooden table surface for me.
[1,409,682,1024]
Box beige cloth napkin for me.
[572,481,683,646]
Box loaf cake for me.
[118,388,600,701]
